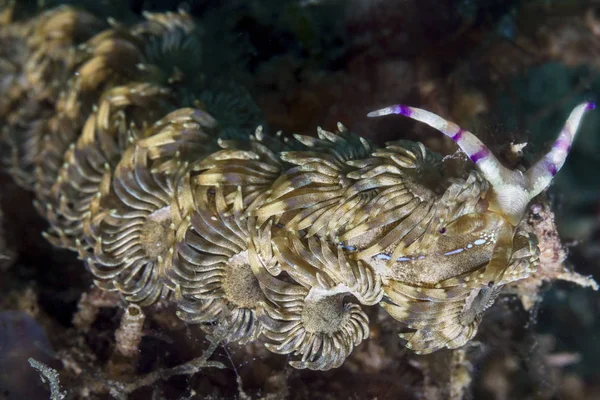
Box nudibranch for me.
[0,6,595,372]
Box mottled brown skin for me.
[2,6,586,371]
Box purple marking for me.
[451,129,464,142]
[547,162,558,176]
[470,147,490,163]
[393,105,412,116]
[586,102,596,110]
[554,137,571,152]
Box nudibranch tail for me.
[525,101,595,199]
[368,102,595,224]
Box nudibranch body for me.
[0,7,594,370]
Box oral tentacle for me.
[368,104,512,189]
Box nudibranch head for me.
[366,101,589,354]
[368,101,595,225]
